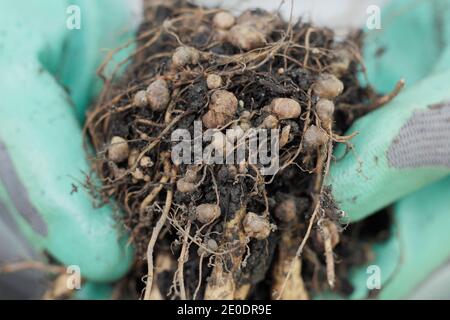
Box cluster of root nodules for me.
[86,1,380,300]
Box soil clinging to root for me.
[85,0,394,300]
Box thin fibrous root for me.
[143,165,177,300]
[0,261,65,274]
[177,220,192,300]
[320,220,336,289]
[368,79,405,111]
[139,157,171,215]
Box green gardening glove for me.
[326,0,450,299]
[0,0,137,283]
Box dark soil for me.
[85,0,390,300]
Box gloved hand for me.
[326,0,450,299]
[0,0,139,286]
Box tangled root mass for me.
[85,0,388,300]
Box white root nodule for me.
[261,115,279,129]
[202,90,238,129]
[303,125,329,149]
[172,46,200,68]
[146,79,170,112]
[213,11,235,30]
[243,212,274,240]
[316,99,335,127]
[176,178,196,193]
[207,74,223,90]
[108,136,129,163]
[313,74,344,99]
[227,25,266,51]
[269,98,301,120]
[196,204,221,224]
[133,90,148,107]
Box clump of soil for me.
[85,0,391,300]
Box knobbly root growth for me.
[84,0,392,300]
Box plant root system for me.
[85,0,395,300]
